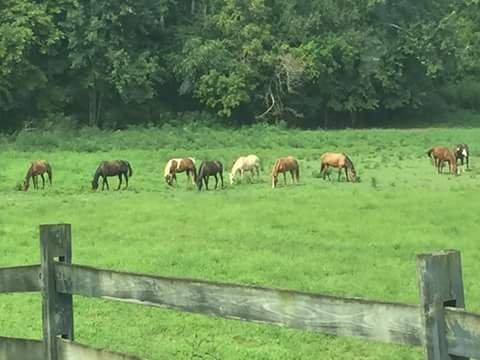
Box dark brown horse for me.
[427,146,458,175]
[196,160,223,190]
[23,160,52,191]
[271,156,299,188]
[320,152,357,182]
[92,160,133,190]
[454,144,470,172]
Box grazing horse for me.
[454,144,470,172]
[164,157,197,186]
[23,160,52,191]
[196,160,224,190]
[271,156,299,188]
[320,152,357,182]
[229,154,261,184]
[427,146,458,175]
[92,160,133,191]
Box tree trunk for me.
[323,107,329,129]
[191,0,195,14]
[350,111,356,128]
[88,84,97,127]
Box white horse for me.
[229,155,261,184]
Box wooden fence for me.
[0,224,479,360]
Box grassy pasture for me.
[1,126,480,359]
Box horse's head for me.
[22,179,29,191]
[229,172,235,185]
[165,174,174,186]
[349,168,358,182]
[271,174,278,188]
[91,179,99,191]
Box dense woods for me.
[1,0,480,131]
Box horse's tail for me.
[126,161,133,177]
[192,163,197,181]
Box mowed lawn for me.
[1,127,480,359]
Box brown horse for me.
[23,160,52,191]
[164,157,196,186]
[271,156,299,188]
[92,160,133,190]
[427,146,458,175]
[320,152,357,182]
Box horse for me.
[92,160,133,191]
[320,152,357,182]
[164,157,196,186]
[271,156,299,188]
[454,144,470,172]
[23,160,52,191]
[229,154,261,184]
[196,160,224,190]
[427,146,458,175]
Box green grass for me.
[1,126,480,359]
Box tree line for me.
[1,0,480,132]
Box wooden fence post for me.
[416,250,468,360]
[40,224,74,360]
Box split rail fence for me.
[0,224,479,359]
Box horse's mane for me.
[271,159,280,175]
[343,153,355,169]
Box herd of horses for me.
[19,144,470,192]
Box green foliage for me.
[1,0,480,130]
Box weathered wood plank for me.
[0,336,43,360]
[57,339,141,360]
[0,265,41,293]
[416,250,467,360]
[41,224,74,360]
[445,307,480,359]
[55,263,422,346]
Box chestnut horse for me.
[320,152,357,182]
[196,160,224,190]
[454,144,470,172]
[92,160,133,190]
[271,156,299,188]
[23,160,52,191]
[427,146,458,175]
[229,154,261,184]
[164,157,197,186]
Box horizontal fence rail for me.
[57,339,141,360]
[0,265,41,293]
[444,307,480,359]
[55,263,423,346]
[1,224,480,360]
[0,336,43,360]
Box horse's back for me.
[320,152,344,166]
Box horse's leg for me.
[125,173,129,189]
[41,174,45,189]
[320,164,326,179]
[345,167,349,182]
[338,168,342,182]
[220,172,224,188]
[290,170,294,183]
[117,175,122,190]
[214,174,218,189]
[101,177,105,191]
[105,177,110,190]
[33,176,37,189]
[283,172,287,185]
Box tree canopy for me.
[1,0,479,131]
